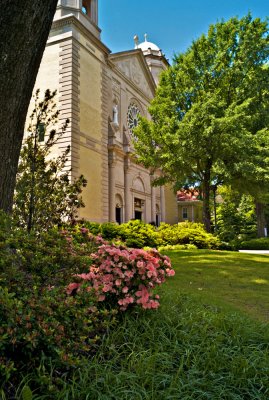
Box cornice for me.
[51,15,111,55]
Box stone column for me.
[124,157,132,222]
[160,186,166,222]
[151,176,156,223]
[108,152,116,222]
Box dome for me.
[134,34,161,52]
[138,40,160,52]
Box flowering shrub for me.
[67,244,175,311]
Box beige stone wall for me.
[30,10,176,226]
[27,43,60,138]
[78,44,105,221]
[35,43,60,94]
[164,186,178,225]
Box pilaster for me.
[124,156,132,222]
[58,38,81,179]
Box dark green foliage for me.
[216,188,257,241]
[0,213,116,393]
[134,14,269,231]
[77,220,222,249]
[238,238,269,250]
[0,285,117,395]
[13,89,87,232]
[119,220,159,248]
[80,220,101,235]
[100,222,121,240]
[11,295,269,399]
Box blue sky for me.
[99,0,268,62]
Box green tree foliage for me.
[134,14,269,232]
[216,186,256,242]
[13,90,87,232]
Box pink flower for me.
[66,242,174,311]
[166,269,175,276]
[66,282,80,295]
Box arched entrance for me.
[115,194,123,224]
[156,204,160,226]
[132,177,146,221]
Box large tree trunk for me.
[0,0,58,213]
[202,164,212,233]
[255,201,267,238]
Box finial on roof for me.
[144,33,148,42]
[134,35,139,49]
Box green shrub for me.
[0,217,117,391]
[238,237,269,250]
[79,221,101,235]
[157,222,221,249]
[119,220,159,248]
[0,285,117,389]
[100,222,121,240]
[71,220,222,250]
[158,243,198,252]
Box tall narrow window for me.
[115,207,122,224]
[182,207,188,220]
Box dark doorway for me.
[115,207,122,224]
[156,214,160,227]
[134,210,142,220]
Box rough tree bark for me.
[202,161,212,233]
[0,0,58,213]
[255,201,267,238]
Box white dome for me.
[134,34,161,52]
[138,40,160,52]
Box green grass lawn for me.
[11,250,269,400]
[163,250,269,323]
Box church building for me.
[34,0,178,225]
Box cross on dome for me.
[134,33,161,52]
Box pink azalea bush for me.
[67,244,175,311]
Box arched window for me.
[82,0,91,17]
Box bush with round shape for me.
[67,244,175,311]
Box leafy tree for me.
[216,186,256,242]
[134,14,269,232]
[13,90,87,232]
[0,0,58,213]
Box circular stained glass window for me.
[127,103,140,134]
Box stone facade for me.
[32,0,178,224]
